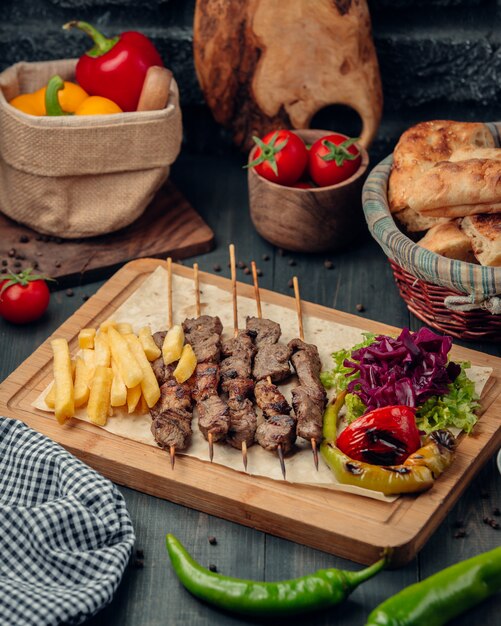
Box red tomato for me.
[0,269,51,324]
[248,130,308,186]
[292,181,314,189]
[308,133,361,187]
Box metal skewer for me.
[166,257,176,470]
[251,261,287,480]
[228,244,248,471]
[293,276,319,471]
[193,262,214,462]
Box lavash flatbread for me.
[388,120,495,214]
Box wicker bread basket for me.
[0,59,183,239]
[362,129,501,342]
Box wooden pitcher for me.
[194,0,383,150]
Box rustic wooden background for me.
[0,154,499,625]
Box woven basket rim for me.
[362,152,501,301]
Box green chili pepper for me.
[366,546,501,625]
[166,533,389,617]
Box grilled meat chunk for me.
[151,413,192,450]
[256,415,296,454]
[288,338,326,443]
[254,380,291,416]
[150,376,194,450]
[288,338,324,394]
[291,386,324,442]
[246,316,281,346]
[183,315,223,363]
[198,395,230,442]
[192,362,220,402]
[220,330,256,384]
[225,378,256,449]
[183,315,223,336]
[151,330,168,384]
[253,342,292,382]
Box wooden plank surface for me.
[0,153,499,626]
[0,180,214,287]
[1,256,499,568]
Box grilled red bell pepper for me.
[336,405,421,466]
[63,20,164,112]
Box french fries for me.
[46,317,196,427]
[87,365,113,425]
[173,344,197,383]
[125,334,160,408]
[73,357,90,408]
[162,324,184,365]
[138,326,161,361]
[78,328,96,349]
[108,327,143,388]
[51,338,75,425]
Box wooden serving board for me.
[0,258,500,566]
[0,182,213,288]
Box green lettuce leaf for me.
[319,332,376,390]
[415,363,479,434]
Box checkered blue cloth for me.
[0,417,135,625]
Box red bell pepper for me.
[336,405,421,466]
[63,20,164,112]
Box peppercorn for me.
[213,264,221,273]
[262,254,270,261]
[208,536,217,545]
[288,259,296,266]
[324,260,334,269]
[356,303,366,312]
[243,267,251,275]
[208,564,218,572]
[65,289,74,297]
[256,269,263,277]
[8,249,16,257]
[1,260,7,266]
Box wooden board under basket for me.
[0,258,499,566]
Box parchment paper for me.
[34,266,492,502]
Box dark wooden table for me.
[1,152,500,625]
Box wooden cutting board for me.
[0,182,214,288]
[0,258,499,566]
[193,0,383,150]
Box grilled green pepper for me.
[366,546,501,625]
[166,534,389,616]
[320,393,457,495]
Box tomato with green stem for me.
[246,130,308,186]
[0,269,52,324]
[308,133,361,187]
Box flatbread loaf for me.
[406,159,501,214]
[388,121,495,213]
[417,220,475,262]
[394,207,451,233]
[460,214,501,266]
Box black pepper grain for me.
[208,536,217,545]
[1,260,7,266]
[288,259,296,266]
[65,289,74,297]
[33,261,39,269]
[19,235,29,243]
[324,260,334,269]
[356,303,366,312]
[15,253,25,261]
[8,249,15,257]
[262,254,270,261]
[237,260,246,269]
[243,267,251,275]
[256,268,263,277]
[82,294,89,301]
[0,268,6,274]
[213,264,221,272]
[208,564,218,572]
[13,261,21,268]
[55,261,61,268]
[288,279,294,289]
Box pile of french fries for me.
[47,321,197,427]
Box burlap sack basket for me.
[0,58,183,238]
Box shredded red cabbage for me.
[344,327,461,411]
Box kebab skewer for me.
[248,261,296,480]
[150,258,194,469]
[182,263,230,462]
[219,244,258,472]
[289,276,327,470]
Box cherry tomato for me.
[292,181,314,189]
[247,130,308,186]
[0,269,51,324]
[308,133,361,187]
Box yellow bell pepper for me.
[45,75,122,116]
[9,81,89,116]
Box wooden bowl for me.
[247,129,369,253]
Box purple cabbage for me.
[344,327,460,411]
